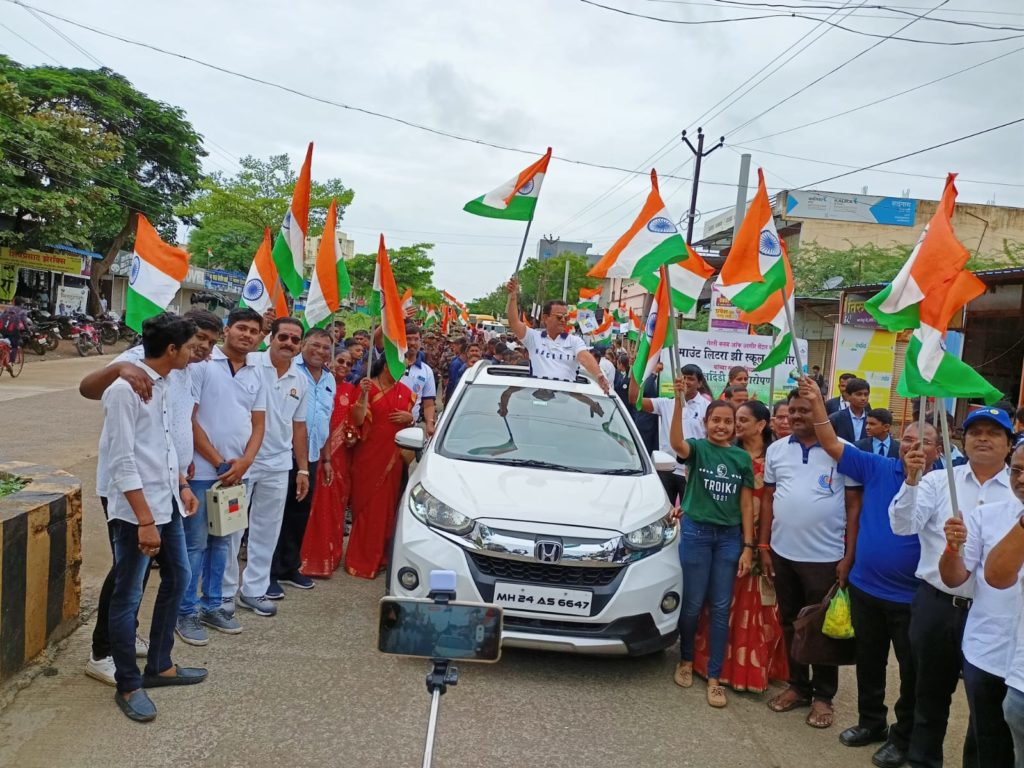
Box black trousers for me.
[92,497,152,659]
[962,659,1015,768]
[771,551,840,703]
[907,582,975,768]
[849,584,916,749]
[658,471,686,506]
[271,459,318,581]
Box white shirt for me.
[1005,574,1024,693]
[765,436,855,562]
[401,356,436,422]
[98,363,181,525]
[650,395,708,476]
[889,464,1013,598]
[96,346,195,498]
[960,498,1024,677]
[598,356,616,383]
[190,347,267,481]
[251,351,308,473]
[522,327,587,382]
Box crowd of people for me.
[81,288,1024,768]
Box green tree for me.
[0,56,207,311]
[346,242,438,302]
[179,153,355,272]
[789,241,911,296]
[470,252,600,317]
[0,76,122,249]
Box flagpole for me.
[779,288,804,374]
[660,264,680,379]
[913,396,928,483]
[937,399,961,520]
[513,217,535,276]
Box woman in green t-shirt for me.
[669,380,755,709]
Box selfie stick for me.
[422,570,460,768]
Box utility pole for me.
[682,127,726,245]
[733,153,751,244]
[561,257,571,302]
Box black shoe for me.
[839,725,889,747]
[871,741,907,768]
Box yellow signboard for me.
[0,247,85,275]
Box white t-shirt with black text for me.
[522,328,587,382]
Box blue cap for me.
[962,407,1013,435]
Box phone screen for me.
[377,597,503,662]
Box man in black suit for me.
[855,408,899,457]
[824,372,856,415]
[829,377,871,443]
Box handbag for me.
[206,481,248,536]
[790,581,856,667]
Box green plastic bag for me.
[822,587,855,640]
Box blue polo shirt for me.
[297,358,335,463]
[837,446,920,604]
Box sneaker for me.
[673,662,693,689]
[266,580,285,600]
[279,573,314,590]
[236,593,278,617]
[85,654,116,686]
[707,684,728,708]
[175,614,210,646]
[199,607,242,634]
[135,634,150,658]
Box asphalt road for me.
[0,355,969,768]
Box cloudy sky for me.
[3,0,1023,300]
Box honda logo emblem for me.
[535,539,563,563]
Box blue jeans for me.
[678,516,742,679]
[108,508,189,692]
[179,478,234,617]
[1003,687,1024,768]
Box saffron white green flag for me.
[304,198,351,329]
[271,142,313,299]
[631,268,671,409]
[464,148,551,221]
[125,214,190,332]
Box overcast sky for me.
[3,0,1023,299]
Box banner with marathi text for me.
[830,325,897,403]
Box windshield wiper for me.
[592,468,643,476]
[492,458,582,472]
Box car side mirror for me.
[651,450,677,473]
[396,426,426,452]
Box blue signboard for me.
[785,190,917,227]
[204,269,246,293]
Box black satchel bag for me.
[790,582,856,667]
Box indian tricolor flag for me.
[631,267,671,409]
[125,214,189,332]
[627,308,642,341]
[589,170,685,281]
[271,142,313,299]
[304,198,351,329]
[241,228,290,319]
[578,286,602,310]
[464,147,551,221]
[715,169,795,371]
[369,235,408,380]
[591,313,614,343]
[424,304,439,328]
[637,243,715,314]
[865,174,1000,402]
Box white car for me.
[389,362,682,656]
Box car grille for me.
[468,552,623,587]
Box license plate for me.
[492,582,593,616]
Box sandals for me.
[767,688,811,713]
[805,700,834,729]
[673,662,693,688]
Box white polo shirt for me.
[99,364,182,525]
[765,436,855,562]
[960,498,1024,677]
[889,464,1013,598]
[522,328,586,381]
[650,395,708,476]
[191,346,267,481]
[400,355,436,422]
[96,345,194,498]
[1005,574,1024,693]
[251,351,308,473]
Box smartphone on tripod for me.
[377,597,503,662]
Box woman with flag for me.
[344,354,414,579]
[300,348,361,578]
[670,381,756,709]
[692,400,789,693]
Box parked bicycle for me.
[0,338,24,377]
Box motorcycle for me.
[26,324,60,355]
[98,315,120,346]
[72,313,104,356]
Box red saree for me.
[301,380,358,578]
[344,379,413,579]
[693,457,790,691]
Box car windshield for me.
[440,384,644,474]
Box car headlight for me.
[408,483,475,536]
[624,512,678,550]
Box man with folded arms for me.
[100,313,206,721]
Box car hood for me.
[415,453,667,535]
